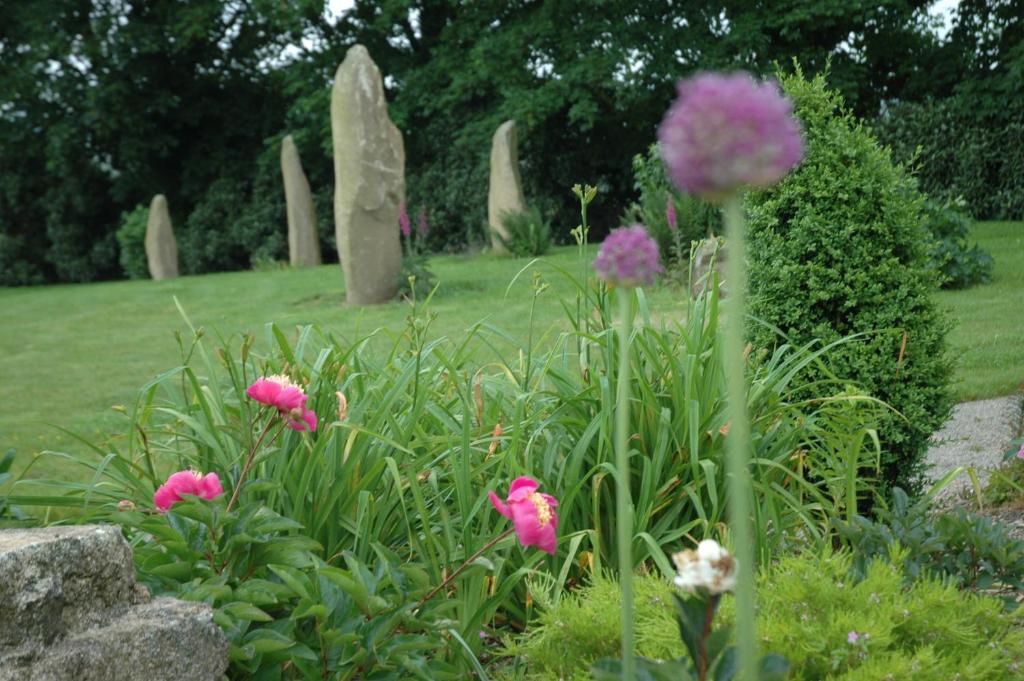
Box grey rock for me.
[144,194,178,280]
[0,526,138,649]
[0,526,228,681]
[487,120,527,254]
[689,235,727,299]
[281,135,322,268]
[331,44,404,305]
[1,598,227,681]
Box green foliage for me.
[877,98,1024,220]
[397,254,437,300]
[745,69,954,496]
[920,198,994,289]
[115,204,150,280]
[622,144,720,266]
[509,552,1024,680]
[839,487,1024,598]
[982,437,1024,507]
[497,207,553,257]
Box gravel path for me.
[924,395,1023,502]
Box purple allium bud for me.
[658,72,804,202]
[666,195,678,232]
[593,224,662,288]
[418,206,429,236]
[399,202,411,237]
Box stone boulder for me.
[487,120,527,254]
[281,135,322,268]
[689,235,727,299]
[331,44,404,305]
[144,194,178,280]
[0,526,227,681]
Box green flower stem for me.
[416,526,516,608]
[614,286,636,679]
[721,195,757,680]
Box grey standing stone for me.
[0,525,228,681]
[331,44,404,305]
[144,194,178,280]
[487,120,527,254]
[690,235,727,299]
[281,135,322,267]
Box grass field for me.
[2,222,1021,487]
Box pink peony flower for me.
[666,195,678,232]
[154,470,223,511]
[488,477,559,554]
[658,72,804,202]
[399,202,411,237]
[593,224,663,288]
[418,207,429,236]
[1016,443,1024,460]
[246,375,318,432]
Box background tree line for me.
[1,0,1020,286]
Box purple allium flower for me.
[666,195,678,232]
[593,224,662,288]
[418,206,429,236]
[847,631,860,645]
[399,202,411,237]
[658,72,804,202]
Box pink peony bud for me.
[154,470,223,511]
[658,72,804,202]
[593,224,663,288]
[488,477,559,554]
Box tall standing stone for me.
[331,44,404,305]
[281,135,322,268]
[487,120,527,254]
[144,194,178,280]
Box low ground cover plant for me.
[497,207,553,257]
[921,198,994,289]
[503,551,1024,680]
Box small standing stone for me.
[281,135,322,268]
[487,120,527,254]
[331,44,404,305]
[689,235,727,299]
[144,194,178,280]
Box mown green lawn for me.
[1,222,1021,487]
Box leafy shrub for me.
[397,253,437,300]
[745,69,954,495]
[115,203,150,280]
[497,207,553,257]
[876,97,1024,220]
[507,552,1024,680]
[622,144,720,265]
[982,437,1024,507]
[839,487,1024,598]
[921,198,993,289]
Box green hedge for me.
[745,70,953,495]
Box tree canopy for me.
[1,0,1016,284]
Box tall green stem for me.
[721,196,757,680]
[614,287,635,679]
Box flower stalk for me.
[614,286,636,678]
[720,194,757,680]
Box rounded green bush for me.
[115,203,150,280]
[744,70,954,495]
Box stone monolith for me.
[331,45,404,305]
[144,195,178,280]
[487,120,527,254]
[281,135,322,268]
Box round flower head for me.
[658,72,804,202]
[593,224,663,288]
[671,539,738,595]
[247,374,318,432]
